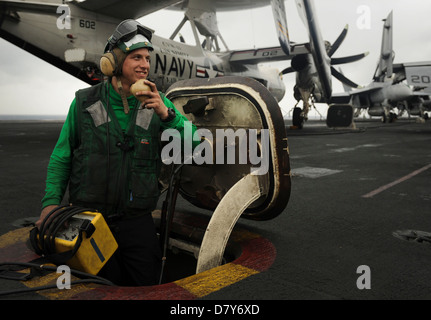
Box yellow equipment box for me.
[54,211,118,275]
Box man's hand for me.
[35,205,58,230]
[134,80,169,120]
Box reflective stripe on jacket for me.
[69,82,163,219]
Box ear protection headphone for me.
[100,47,127,77]
[99,19,154,77]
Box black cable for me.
[159,162,184,284]
[33,206,94,263]
[0,279,113,298]
[37,204,69,254]
[104,79,111,218]
[0,261,115,297]
[0,262,114,284]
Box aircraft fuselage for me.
[368,82,413,106]
[0,2,285,102]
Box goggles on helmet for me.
[104,19,153,53]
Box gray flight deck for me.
[0,117,430,300]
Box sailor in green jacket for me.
[36,20,199,286]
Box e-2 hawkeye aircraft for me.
[0,0,300,102]
[329,11,431,126]
[0,0,366,127]
[280,0,369,129]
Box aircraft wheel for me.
[292,107,304,129]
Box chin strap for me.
[116,78,130,114]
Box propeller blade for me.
[328,24,348,57]
[281,67,295,74]
[331,52,369,65]
[331,67,361,88]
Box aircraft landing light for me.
[65,48,86,63]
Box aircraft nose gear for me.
[292,107,306,129]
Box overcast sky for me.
[0,0,430,117]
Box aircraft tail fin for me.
[374,11,394,81]
[271,0,290,56]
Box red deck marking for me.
[71,233,277,300]
[0,214,277,300]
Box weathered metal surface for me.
[165,76,291,221]
[196,174,264,273]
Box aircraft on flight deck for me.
[329,11,431,126]
[280,0,369,129]
[0,0,368,130]
[0,0,293,101]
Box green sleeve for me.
[160,95,201,149]
[41,100,78,209]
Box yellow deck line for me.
[0,227,32,249]
[174,262,259,298]
[1,225,271,300]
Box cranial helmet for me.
[100,19,154,77]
